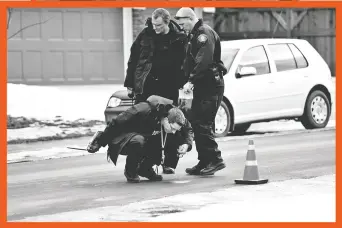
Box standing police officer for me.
[175,8,227,176]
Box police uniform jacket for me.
[184,19,227,95]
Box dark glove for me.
[86,131,103,153]
[127,87,135,99]
[217,62,228,75]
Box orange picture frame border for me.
[0,0,339,227]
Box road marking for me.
[94,196,119,202]
[171,180,192,184]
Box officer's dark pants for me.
[121,133,180,175]
[191,86,224,164]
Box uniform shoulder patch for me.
[197,34,208,44]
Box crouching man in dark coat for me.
[87,95,194,183]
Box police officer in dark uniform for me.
[175,7,228,176]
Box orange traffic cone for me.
[235,140,268,185]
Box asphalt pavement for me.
[7,128,335,221]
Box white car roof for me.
[221,38,308,49]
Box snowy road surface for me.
[7,129,335,222]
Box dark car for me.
[104,90,135,124]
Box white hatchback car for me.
[212,38,334,137]
[104,38,334,138]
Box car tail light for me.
[107,97,121,108]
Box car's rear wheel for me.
[300,90,331,129]
[214,101,231,137]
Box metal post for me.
[286,8,292,38]
[123,8,133,80]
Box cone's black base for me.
[234,179,269,185]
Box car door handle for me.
[269,81,275,84]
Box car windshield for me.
[221,48,239,72]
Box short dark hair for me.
[167,107,185,126]
[152,8,171,24]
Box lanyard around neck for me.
[160,124,168,150]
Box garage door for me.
[140,8,180,18]
[133,8,181,41]
[7,8,124,85]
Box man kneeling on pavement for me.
[86,95,194,183]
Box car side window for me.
[237,45,270,76]
[288,43,309,69]
[268,44,297,72]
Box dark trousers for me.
[145,133,180,169]
[135,76,179,106]
[121,133,181,175]
[120,135,146,174]
[190,86,224,164]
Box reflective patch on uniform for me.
[197,34,208,44]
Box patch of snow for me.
[15,175,335,222]
[7,83,125,121]
[7,145,107,164]
[7,125,105,142]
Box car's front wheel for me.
[300,90,331,129]
[214,101,231,137]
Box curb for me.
[7,78,336,145]
[7,124,106,145]
[7,132,95,145]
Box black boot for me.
[124,169,140,183]
[185,160,208,175]
[200,159,226,176]
[138,167,163,181]
[140,168,163,181]
[162,165,175,174]
[138,157,163,181]
[86,131,104,153]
